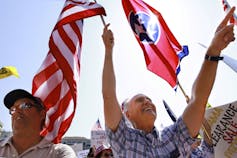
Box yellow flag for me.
[0,66,19,79]
[206,102,212,108]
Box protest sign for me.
[77,149,89,158]
[204,100,237,158]
[90,130,106,148]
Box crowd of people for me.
[0,5,235,158]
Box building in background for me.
[62,136,91,151]
[0,131,12,141]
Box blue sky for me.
[1,0,237,139]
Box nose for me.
[144,98,156,110]
[144,97,152,104]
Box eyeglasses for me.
[9,103,34,115]
[102,153,113,157]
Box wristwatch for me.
[205,54,224,61]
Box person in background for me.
[87,146,96,158]
[94,144,113,158]
[0,89,77,158]
[101,6,235,158]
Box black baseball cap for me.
[4,89,45,110]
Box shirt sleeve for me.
[190,140,214,158]
[160,117,197,157]
[105,115,128,154]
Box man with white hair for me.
[101,7,235,158]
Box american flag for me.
[222,0,237,25]
[122,0,188,90]
[91,118,103,131]
[32,0,106,143]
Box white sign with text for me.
[204,100,237,158]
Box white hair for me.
[121,98,134,128]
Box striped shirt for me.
[106,116,197,158]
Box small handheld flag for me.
[222,0,237,25]
[91,118,103,131]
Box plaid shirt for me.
[190,141,214,158]
[106,116,197,158]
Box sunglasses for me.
[9,102,35,115]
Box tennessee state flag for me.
[122,0,188,89]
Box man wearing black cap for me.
[0,89,77,158]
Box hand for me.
[208,7,235,55]
[102,24,114,51]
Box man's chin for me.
[145,111,157,118]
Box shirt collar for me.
[136,126,159,138]
[0,136,52,149]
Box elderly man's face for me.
[126,94,157,130]
[11,98,45,135]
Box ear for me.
[40,109,46,120]
[125,111,130,119]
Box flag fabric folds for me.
[197,42,237,74]
[162,100,177,122]
[32,0,106,143]
[0,66,19,79]
[122,0,188,89]
[223,54,237,73]
[222,0,237,26]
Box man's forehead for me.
[130,94,147,101]
[13,98,34,105]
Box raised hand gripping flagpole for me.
[94,0,106,26]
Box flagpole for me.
[177,81,190,103]
[94,0,106,26]
[177,80,212,141]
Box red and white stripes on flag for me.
[32,0,106,143]
[222,0,237,25]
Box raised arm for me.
[102,24,122,131]
[183,7,235,137]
